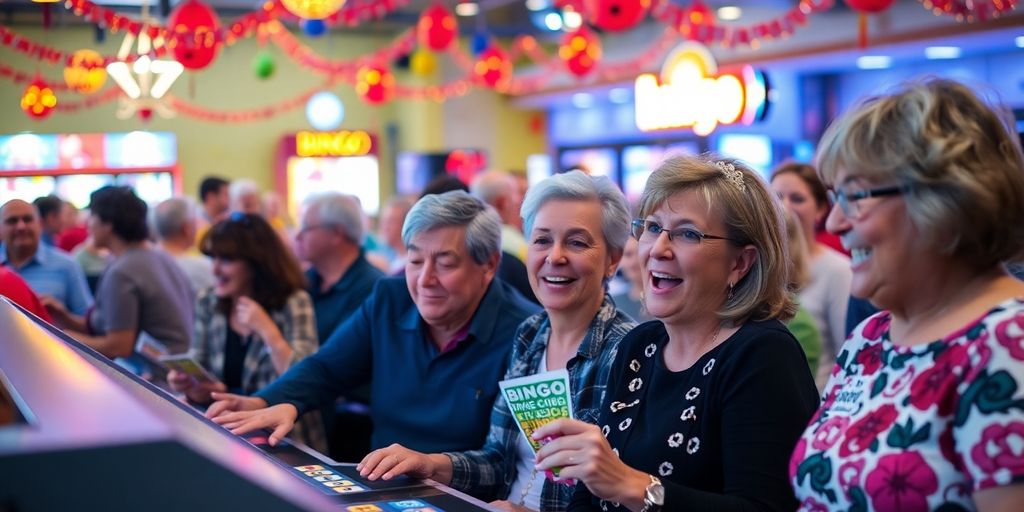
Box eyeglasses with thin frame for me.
[631,219,739,246]
[827,186,906,219]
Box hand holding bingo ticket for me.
[499,369,575,483]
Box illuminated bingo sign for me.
[295,130,374,157]
[634,42,768,136]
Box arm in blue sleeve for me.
[66,260,94,316]
[256,290,375,414]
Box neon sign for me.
[634,42,768,135]
[295,130,373,157]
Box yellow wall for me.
[0,22,546,203]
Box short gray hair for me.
[152,197,195,240]
[470,170,516,206]
[303,192,365,244]
[521,170,631,255]
[402,190,501,265]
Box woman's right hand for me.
[168,370,227,404]
[357,444,453,483]
[209,403,298,447]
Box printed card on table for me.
[499,369,573,454]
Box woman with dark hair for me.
[43,186,194,358]
[168,212,324,451]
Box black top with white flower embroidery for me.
[568,319,820,512]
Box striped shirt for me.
[446,296,636,511]
[1,242,93,315]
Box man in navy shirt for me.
[209,191,540,454]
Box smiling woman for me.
[790,78,1024,512]
[531,156,819,512]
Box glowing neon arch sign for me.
[634,42,768,136]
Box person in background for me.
[1,199,93,317]
[771,162,852,390]
[262,191,293,234]
[205,191,540,455]
[0,265,52,322]
[196,176,231,245]
[56,201,88,253]
[229,179,263,216]
[32,195,65,248]
[372,195,416,274]
[511,171,529,233]
[357,171,636,512]
[534,155,819,511]
[198,176,231,225]
[782,209,823,374]
[152,197,215,295]
[790,78,1024,511]
[168,212,325,452]
[610,237,653,323]
[472,170,528,263]
[295,192,385,460]
[43,186,194,358]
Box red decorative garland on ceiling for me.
[917,0,1017,21]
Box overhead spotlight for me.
[856,55,891,69]
[525,0,548,11]
[544,11,563,31]
[924,46,961,59]
[455,2,479,16]
[563,10,582,29]
[608,87,630,104]
[572,92,594,108]
[716,6,741,21]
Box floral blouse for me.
[790,298,1024,511]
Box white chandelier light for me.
[106,28,183,120]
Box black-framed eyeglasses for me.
[827,186,906,219]
[631,219,738,246]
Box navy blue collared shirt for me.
[305,251,384,344]
[258,276,540,453]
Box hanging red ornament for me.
[584,0,651,32]
[21,79,57,120]
[844,0,895,48]
[64,48,107,94]
[356,65,394,104]
[679,0,715,44]
[559,26,602,78]
[417,2,457,51]
[168,0,221,70]
[474,45,511,89]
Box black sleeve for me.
[661,327,819,511]
[567,327,639,512]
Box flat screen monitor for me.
[621,145,666,207]
[559,147,617,179]
[716,134,773,179]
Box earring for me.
[727,283,734,300]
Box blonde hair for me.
[637,155,796,324]
[816,78,1024,270]
[783,209,809,291]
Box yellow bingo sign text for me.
[634,42,769,136]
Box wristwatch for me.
[641,474,664,512]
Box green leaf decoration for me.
[870,372,889,398]
[848,486,869,512]
[797,452,837,503]
[954,370,1024,426]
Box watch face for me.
[646,482,665,505]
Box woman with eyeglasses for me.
[789,79,1024,511]
[532,155,819,511]
[167,212,325,452]
[771,162,853,390]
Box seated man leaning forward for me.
[208,190,541,453]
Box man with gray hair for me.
[152,197,214,294]
[295,192,384,345]
[207,191,540,454]
[470,170,528,263]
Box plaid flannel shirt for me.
[191,287,326,452]
[446,296,636,511]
